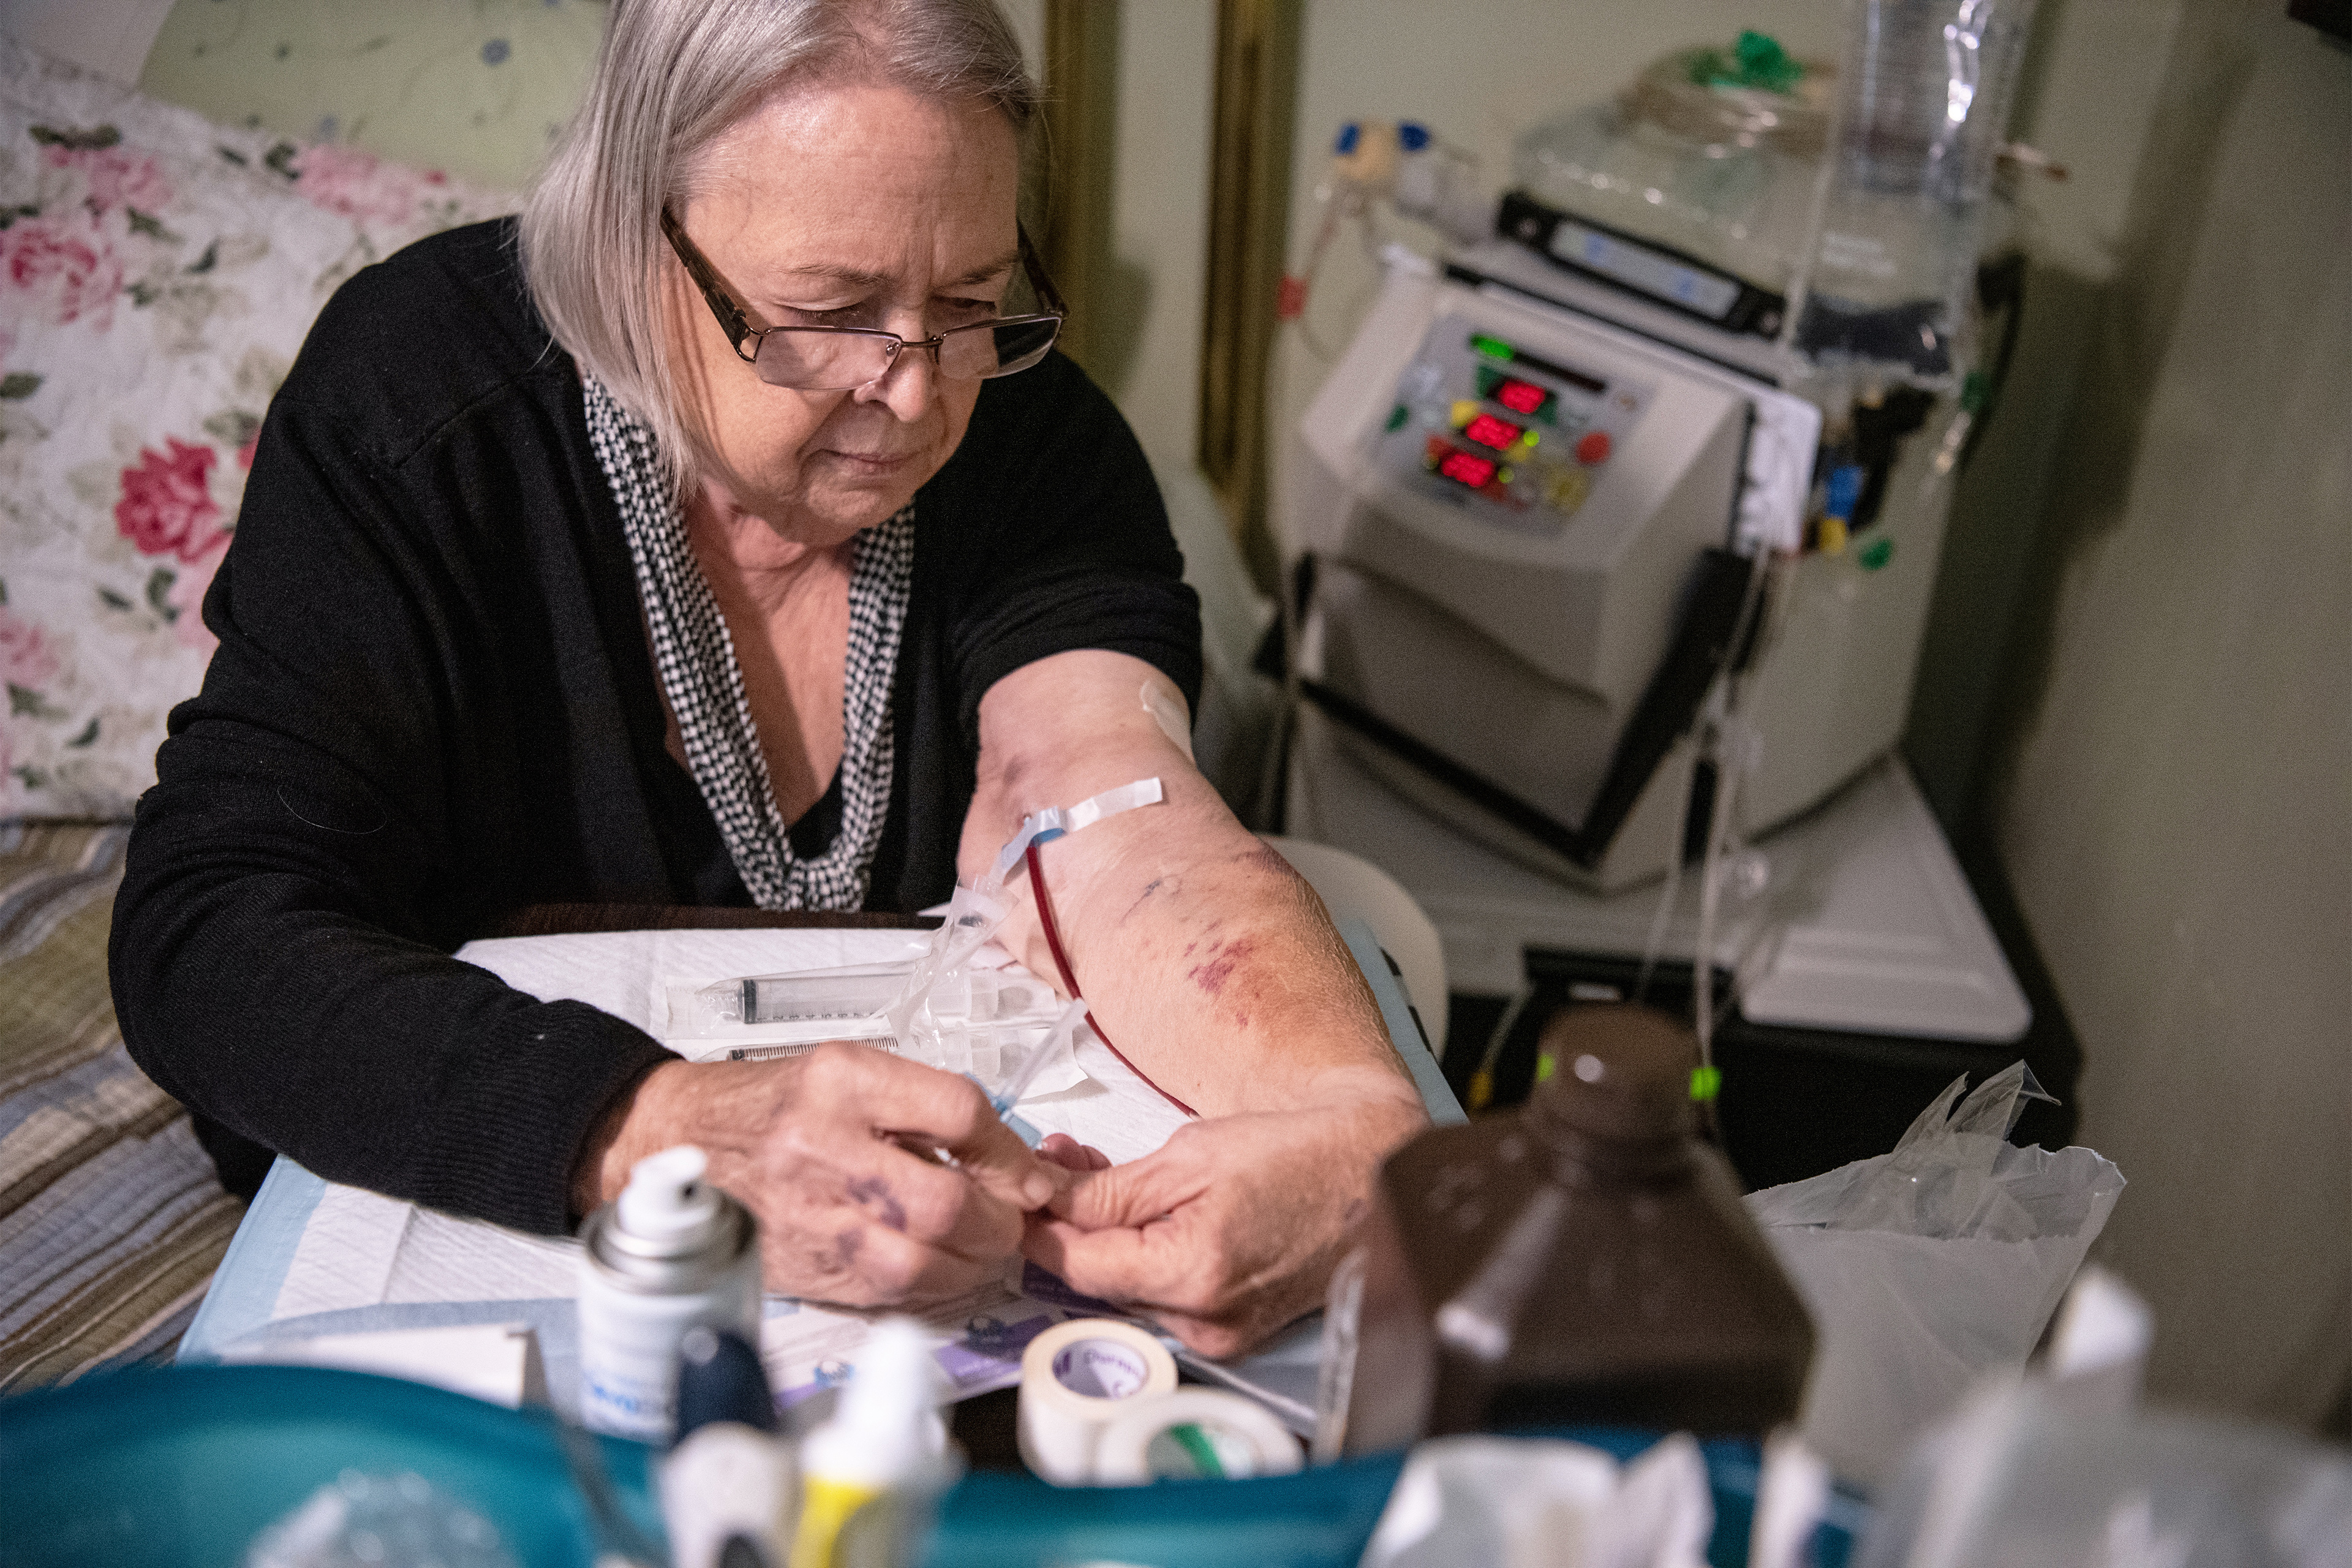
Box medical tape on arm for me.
[984,777,1166,894]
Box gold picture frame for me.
[1198,0,1302,589]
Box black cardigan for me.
[109,219,1201,1234]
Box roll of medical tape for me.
[1016,1318,1180,1486]
[1091,1387,1304,1485]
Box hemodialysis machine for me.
[1288,244,1841,894]
[1271,15,2063,1183]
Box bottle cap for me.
[802,1316,950,1488]
[1530,1006,1698,1150]
[617,1144,722,1250]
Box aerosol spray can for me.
[578,1144,763,1442]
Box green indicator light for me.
[1385,403,1409,432]
[1859,537,1894,571]
[1523,429,1539,448]
[1470,334,1516,362]
[1690,1065,1722,1103]
[1535,1052,1556,1084]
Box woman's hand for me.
[578,1043,1065,1306]
[1023,1086,1425,1358]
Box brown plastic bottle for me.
[1329,1004,1813,1455]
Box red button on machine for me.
[1575,430,1613,466]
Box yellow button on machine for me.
[1450,399,1481,429]
[1544,466,1591,515]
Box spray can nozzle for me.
[617,1144,722,1248]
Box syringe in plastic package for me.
[689,963,1055,1030]
[698,963,911,1027]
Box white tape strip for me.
[1092,1387,1304,1485]
[1142,682,1196,761]
[986,776,1166,890]
[1016,1318,1179,1486]
[1062,776,1163,835]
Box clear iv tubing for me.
[1634,545,1781,1102]
[1288,172,1382,361]
[1024,840,1199,1119]
[1632,800,1689,1008]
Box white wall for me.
[1991,0,2351,1425]
[1099,4,1215,473]
[1084,3,1273,794]
[999,1,1216,484]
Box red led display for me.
[1462,412,1523,450]
[1494,378,1548,416]
[1436,448,1499,489]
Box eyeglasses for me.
[660,207,1066,392]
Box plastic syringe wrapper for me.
[663,952,1083,1109]
[676,963,1054,1035]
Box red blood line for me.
[1024,840,1197,1119]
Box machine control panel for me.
[1378,317,1654,529]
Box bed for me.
[0,32,512,1384]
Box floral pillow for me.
[0,35,515,820]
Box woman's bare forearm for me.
[964,651,1422,1123]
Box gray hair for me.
[519,0,1039,494]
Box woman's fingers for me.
[1024,1209,1320,1359]
[799,1043,1062,1212]
[841,1215,1010,1304]
[1045,1135,1212,1231]
[642,1043,1076,1307]
[857,1135,1026,1261]
[1022,1212,1188,1307]
[1024,1101,1422,1357]
[752,1136,1024,1303]
[763,1207,1006,1306]
[1036,1134,1116,1174]
[1035,1133,1088,1171]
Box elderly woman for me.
[110,0,1423,1357]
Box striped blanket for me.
[0,822,242,1388]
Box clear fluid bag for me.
[1513,34,1834,301]
[1785,0,2038,385]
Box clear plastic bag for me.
[245,1471,515,1568]
[1858,1381,2352,1568]
[1744,1062,2125,1488]
[1513,36,1833,301]
[1357,1433,1712,1568]
[1817,1060,2064,1242]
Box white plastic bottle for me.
[576,1145,762,1442]
[788,1318,960,1568]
